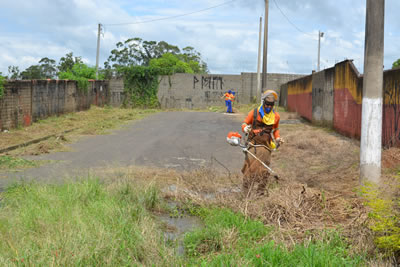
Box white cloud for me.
[0,0,398,76]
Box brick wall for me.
[0,79,110,130]
[0,81,32,130]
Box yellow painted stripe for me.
[334,62,362,104]
[287,76,312,95]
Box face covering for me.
[265,107,272,113]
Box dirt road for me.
[0,111,247,189]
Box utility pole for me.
[317,31,324,72]
[360,0,385,184]
[256,17,263,102]
[261,0,269,90]
[95,23,102,79]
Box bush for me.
[0,75,5,98]
[119,66,160,108]
[360,182,400,257]
[58,63,102,93]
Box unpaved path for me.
[0,112,248,189]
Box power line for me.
[104,0,237,27]
[272,0,314,37]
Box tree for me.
[19,57,57,80]
[58,52,83,73]
[58,63,101,92]
[8,66,20,79]
[20,65,44,80]
[0,74,4,98]
[393,59,400,69]
[39,57,57,78]
[179,46,208,73]
[149,53,194,75]
[104,38,207,73]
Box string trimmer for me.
[226,132,279,176]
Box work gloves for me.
[244,125,252,134]
[276,137,285,145]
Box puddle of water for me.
[156,200,203,256]
[163,184,241,201]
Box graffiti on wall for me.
[383,79,400,147]
[193,76,224,90]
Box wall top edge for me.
[5,79,107,82]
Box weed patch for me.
[0,179,174,266]
[182,205,364,266]
[0,156,40,171]
[359,180,400,260]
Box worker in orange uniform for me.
[230,90,236,110]
[241,90,284,195]
[221,90,233,113]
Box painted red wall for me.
[333,88,362,139]
[287,93,313,121]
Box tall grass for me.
[0,179,366,266]
[183,206,365,266]
[0,179,172,266]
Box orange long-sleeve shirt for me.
[241,109,281,139]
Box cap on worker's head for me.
[261,90,278,102]
[228,90,232,94]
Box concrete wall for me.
[333,61,363,139]
[109,78,125,107]
[383,69,400,147]
[287,75,313,121]
[312,67,334,125]
[157,72,304,109]
[281,59,400,148]
[158,73,241,109]
[0,79,111,130]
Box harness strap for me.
[252,108,257,129]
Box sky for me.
[0,0,399,75]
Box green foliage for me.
[0,179,366,265]
[119,66,160,108]
[393,59,400,69]
[149,53,194,75]
[20,65,44,79]
[0,74,4,98]
[105,38,181,69]
[0,156,39,170]
[58,63,101,93]
[18,57,57,80]
[0,179,166,265]
[38,57,57,78]
[105,37,208,74]
[58,52,83,73]
[184,207,269,257]
[183,206,364,266]
[7,66,20,79]
[359,182,400,256]
[11,52,84,80]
